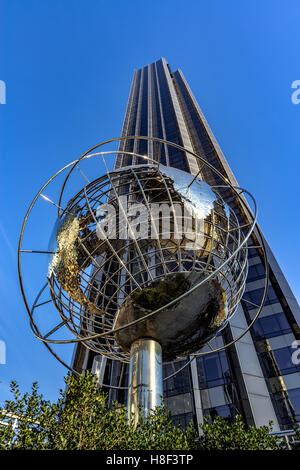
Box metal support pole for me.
[127,338,163,426]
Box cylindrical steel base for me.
[127,338,163,425]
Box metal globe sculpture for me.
[46,163,247,361]
[18,137,268,422]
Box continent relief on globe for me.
[115,272,228,360]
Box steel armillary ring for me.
[18,136,268,380]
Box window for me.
[163,360,192,397]
[274,347,300,375]
[201,385,233,409]
[252,312,291,339]
[203,404,236,423]
[171,412,195,429]
[272,388,300,427]
[247,263,265,282]
[242,285,278,310]
[247,247,260,259]
[165,393,193,415]
[260,346,300,377]
[197,351,231,388]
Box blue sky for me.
[0,0,299,404]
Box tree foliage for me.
[0,372,291,450]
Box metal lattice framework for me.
[18,137,269,382]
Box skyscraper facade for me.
[73,58,300,431]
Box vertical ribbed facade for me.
[73,58,300,431]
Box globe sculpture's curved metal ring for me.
[18,136,268,383]
[28,282,197,386]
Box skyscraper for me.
[73,58,300,431]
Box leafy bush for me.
[0,372,287,450]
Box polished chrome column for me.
[127,338,163,425]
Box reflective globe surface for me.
[47,164,248,361]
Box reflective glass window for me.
[242,286,278,310]
[197,351,231,388]
[203,404,236,423]
[252,312,291,339]
[272,388,300,427]
[260,346,300,377]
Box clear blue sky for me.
[0,0,299,404]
